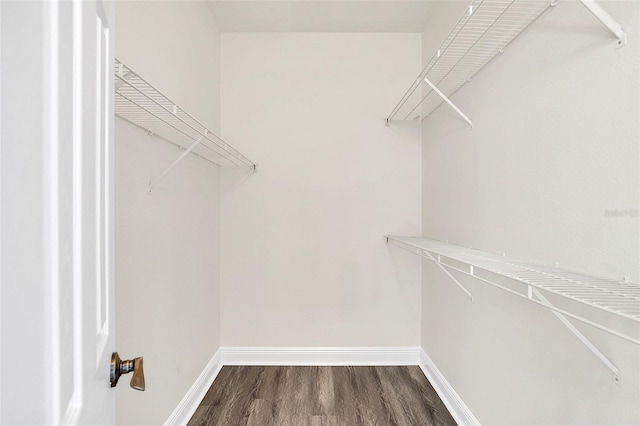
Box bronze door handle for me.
[110,352,145,391]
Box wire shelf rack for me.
[386,0,553,123]
[386,236,640,346]
[114,58,256,171]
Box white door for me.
[1,0,117,423]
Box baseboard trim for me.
[220,346,421,366]
[164,350,223,426]
[163,347,476,425]
[419,349,480,426]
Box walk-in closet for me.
[1,0,638,425]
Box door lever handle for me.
[110,352,145,391]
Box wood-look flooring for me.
[187,366,456,426]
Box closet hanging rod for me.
[116,63,256,170]
[116,116,223,167]
[385,236,640,345]
[387,0,552,124]
[115,61,253,168]
[401,4,548,123]
[115,89,238,167]
[114,73,239,163]
[386,0,625,125]
[386,236,638,383]
[115,79,252,170]
[114,58,257,176]
[387,0,552,121]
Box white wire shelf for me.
[386,236,640,345]
[387,0,553,124]
[386,0,626,125]
[114,58,256,179]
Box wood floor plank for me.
[380,365,438,425]
[308,415,324,426]
[351,366,392,425]
[326,415,339,426]
[332,366,361,425]
[273,367,313,425]
[198,366,236,407]
[245,398,274,426]
[189,366,456,426]
[192,366,263,426]
[255,364,284,402]
[314,367,335,416]
[405,365,455,424]
[188,405,211,426]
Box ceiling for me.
[206,1,435,32]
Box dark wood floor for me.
[187,366,456,426]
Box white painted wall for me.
[115,2,221,424]
[220,33,422,347]
[419,1,640,424]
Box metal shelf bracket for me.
[531,288,623,384]
[423,249,474,301]
[423,78,473,129]
[115,58,257,182]
[385,236,640,383]
[579,0,626,48]
[149,135,205,192]
[386,236,473,300]
[387,0,628,125]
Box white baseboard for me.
[164,347,476,426]
[419,348,480,426]
[164,350,223,426]
[220,346,421,366]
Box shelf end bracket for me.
[386,236,473,301]
[423,77,473,128]
[532,288,623,385]
[149,136,205,192]
[422,249,474,301]
[579,0,626,48]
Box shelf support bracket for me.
[579,0,626,48]
[149,135,205,192]
[386,237,473,301]
[423,77,473,128]
[532,288,623,385]
[422,249,474,301]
